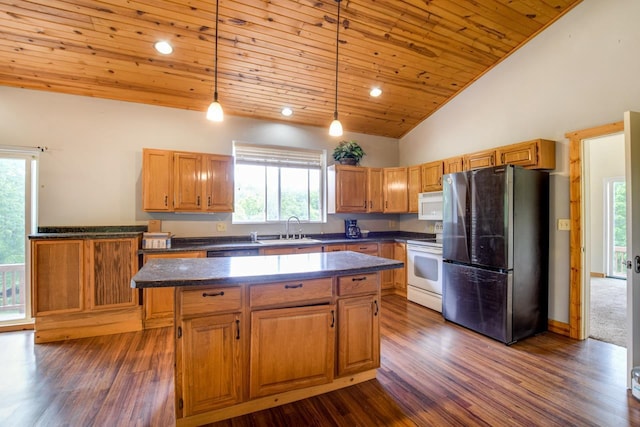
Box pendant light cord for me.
[214,0,219,102]
[333,0,341,119]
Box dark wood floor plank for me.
[1,295,639,426]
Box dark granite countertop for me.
[131,251,404,288]
[29,225,147,239]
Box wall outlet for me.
[557,218,571,231]
[216,222,227,232]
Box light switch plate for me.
[557,218,571,231]
[216,222,227,232]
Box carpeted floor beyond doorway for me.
[590,277,626,347]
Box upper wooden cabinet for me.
[464,149,497,171]
[420,161,443,192]
[143,148,234,213]
[367,168,383,213]
[142,149,173,211]
[327,165,368,213]
[496,139,556,170]
[407,166,422,213]
[443,156,464,175]
[383,167,408,213]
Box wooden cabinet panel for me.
[261,245,323,255]
[87,238,138,310]
[393,242,407,294]
[367,168,383,213]
[378,243,395,291]
[337,295,379,376]
[497,139,556,170]
[408,165,422,213]
[181,286,242,317]
[204,154,234,212]
[249,278,333,309]
[383,167,408,213]
[173,152,203,211]
[337,273,379,296]
[420,161,443,192]
[345,242,378,255]
[180,313,243,416]
[143,251,205,328]
[323,244,346,252]
[443,156,464,174]
[327,165,367,213]
[464,149,497,170]
[31,240,84,316]
[250,305,335,398]
[142,149,173,211]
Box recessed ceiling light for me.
[154,41,173,55]
[370,87,382,97]
[281,107,293,117]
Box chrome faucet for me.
[285,216,301,240]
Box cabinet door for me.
[337,295,380,376]
[142,148,173,211]
[497,140,538,168]
[173,152,203,211]
[346,242,378,255]
[31,240,84,316]
[323,244,345,252]
[334,165,367,213]
[463,149,497,170]
[383,167,408,213]
[143,251,205,328]
[87,238,138,310]
[393,242,407,293]
[204,154,234,212]
[250,305,335,398]
[408,165,422,213]
[443,156,464,174]
[367,168,383,213]
[420,161,443,192]
[179,313,243,416]
[378,243,395,291]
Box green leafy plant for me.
[332,140,365,165]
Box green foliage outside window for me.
[0,158,25,264]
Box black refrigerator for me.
[442,165,549,344]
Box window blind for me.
[233,142,323,169]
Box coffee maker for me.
[344,219,361,239]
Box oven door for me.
[407,244,443,312]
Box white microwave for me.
[418,191,443,220]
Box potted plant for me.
[332,140,365,165]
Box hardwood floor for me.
[1,295,639,426]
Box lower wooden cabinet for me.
[393,242,407,295]
[378,242,395,292]
[249,304,336,398]
[30,236,141,343]
[260,245,323,255]
[143,251,205,329]
[337,294,380,376]
[179,313,243,416]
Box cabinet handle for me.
[331,309,335,328]
[235,319,240,340]
[284,283,303,289]
[197,195,201,206]
[164,195,168,207]
[385,201,388,209]
[208,196,212,207]
[352,276,367,282]
[501,153,505,164]
[202,291,224,297]
[369,201,372,209]
[374,300,379,316]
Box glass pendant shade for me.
[206,100,224,122]
[329,117,343,136]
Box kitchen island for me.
[131,251,403,427]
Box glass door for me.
[606,177,626,278]
[0,152,37,325]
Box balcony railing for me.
[614,246,627,278]
[0,263,25,316]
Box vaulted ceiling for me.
[0,0,581,138]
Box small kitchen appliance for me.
[344,219,362,239]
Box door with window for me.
[606,177,626,278]
[0,151,37,325]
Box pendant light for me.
[329,0,343,137]
[206,0,223,122]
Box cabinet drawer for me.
[180,286,242,317]
[338,273,379,296]
[346,243,378,254]
[250,278,333,309]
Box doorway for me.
[0,151,37,327]
[584,133,626,347]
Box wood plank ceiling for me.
[0,0,582,138]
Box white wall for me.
[0,86,399,238]
[587,134,625,275]
[399,0,640,323]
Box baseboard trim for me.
[548,319,570,337]
[590,272,606,278]
[0,322,35,333]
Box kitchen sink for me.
[257,238,322,245]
